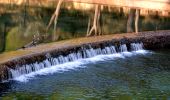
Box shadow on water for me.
[0,82,11,97]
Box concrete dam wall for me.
[0,30,170,82]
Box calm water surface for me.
[0,49,170,100]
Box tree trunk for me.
[47,0,63,31]
[86,17,91,35]
[2,23,6,52]
[87,4,101,36]
[135,9,140,33]
[53,16,58,41]
[46,0,63,41]
[23,1,26,26]
[97,5,101,35]
[127,9,135,33]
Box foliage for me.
[5,21,47,51]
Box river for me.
[0,49,170,99]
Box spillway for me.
[6,42,147,82]
[1,30,170,82]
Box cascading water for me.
[131,42,144,51]
[8,42,147,82]
[119,44,128,52]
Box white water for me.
[9,43,150,82]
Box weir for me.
[9,42,144,82]
[1,1,170,99]
[0,30,170,82]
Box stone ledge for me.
[0,30,170,81]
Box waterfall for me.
[8,42,146,81]
[131,42,144,51]
[120,44,128,52]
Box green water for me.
[0,49,170,100]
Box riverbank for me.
[1,3,170,52]
[0,30,170,81]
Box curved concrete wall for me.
[0,30,170,82]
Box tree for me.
[86,4,101,36]
[135,9,140,33]
[1,23,6,52]
[127,8,140,33]
[127,9,135,33]
[47,0,63,41]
